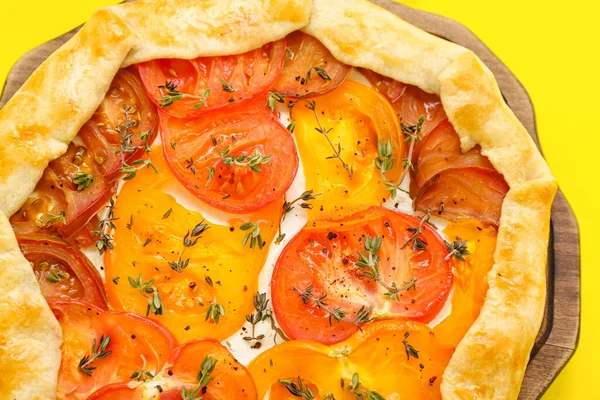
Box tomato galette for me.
[0,0,556,399]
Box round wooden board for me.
[0,1,580,399]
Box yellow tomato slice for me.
[434,219,497,347]
[249,320,453,399]
[104,147,281,342]
[292,80,404,220]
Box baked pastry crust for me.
[0,0,556,399]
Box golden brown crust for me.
[0,0,555,398]
[0,211,62,399]
[303,0,467,95]
[437,51,556,399]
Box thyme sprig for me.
[181,356,218,400]
[346,373,386,400]
[375,115,425,198]
[279,376,315,399]
[355,235,418,301]
[34,211,66,228]
[275,190,321,244]
[240,221,267,249]
[92,198,118,255]
[445,237,470,261]
[78,334,112,376]
[293,286,372,329]
[72,171,94,191]
[128,273,164,316]
[305,100,353,179]
[169,221,210,273]
[401,208,432,252]
[245,292,268,343]
[402,332,419,360]
[244,292,290,345]
[158,80,210,109]
[205,301,225,324]
[129,355,154,382]
[117,104,158,180]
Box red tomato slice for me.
[271,31,350,98]
[52,301,176,400]
[414,167,509,226]
[161,108,298,212]
[271,206,453,344]
[88,340,257,400]
[10,67,157,244]
[138,40,286,118]
[17,236,107,308]
[414,119,495,188]
[361,68,446,161]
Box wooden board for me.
[0,1,580,399]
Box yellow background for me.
[0,1,596,398]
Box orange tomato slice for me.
[249,320,453,399]
[434,219,498,347]
[292,80,404,220]
[104,147,281,342]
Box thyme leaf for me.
[129,355,154,382]
[402,332,419,360]
[181,356,218,400]
[400,208,432,252]
[346,373,386,400]
[205,302,225,323]
[244,292,290,345]
[34,211,66,228]
[267,92,285,112]
[304,66,332,83]
[220,78,237,93]
[278,376,315,400]
[169,221,210,273]
[45,270,67,283]
[375,115,425,198]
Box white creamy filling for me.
[84,69,454,367]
